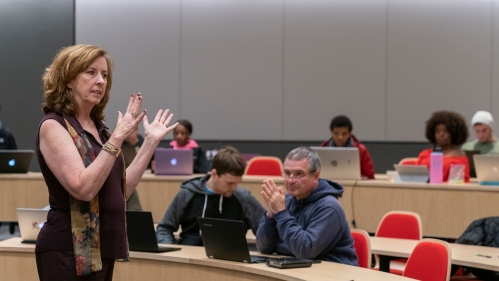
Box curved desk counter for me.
[370,237,499,272]
[2,172,499,238]
[0,237,416,281]
[343,179,499,238]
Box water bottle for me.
[429,151,443,183]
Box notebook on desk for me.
[0,149,33,173]
[473,155,499,185]
[198,217,270,263]
[154,148,193,175]
[126,210,181,253]
[310,147,361,180]
[17,208,49,243]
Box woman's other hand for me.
[143,108,178,144]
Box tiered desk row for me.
[1,172,498,279]
[2,172,498,238]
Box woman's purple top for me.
[35,113,128,259]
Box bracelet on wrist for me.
[102,142,120,158]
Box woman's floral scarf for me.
[64,117,128,276]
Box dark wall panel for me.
[0,0,74,171]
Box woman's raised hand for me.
[115,93,146,141]
[143,108,179,143]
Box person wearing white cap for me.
[461,111,499,154]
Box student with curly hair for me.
[417,110,470,182]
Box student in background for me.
[417,110,470,182]
[0,103,18,234]
[121,125,144,210]
[321,115,374,179]
[0,103,17,149]
[156,146,264,245]
[461,111,499,154]
[152,119,210,174]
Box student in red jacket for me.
[321,115,375,179]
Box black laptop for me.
[464,150,480,178]
[126,210,181,253]
[198,217,269,263]
[0,149,33,173]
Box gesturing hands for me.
[115,93,146,141]
[115,93,178,144]
[143,107,178,143]
[261,179,286,218]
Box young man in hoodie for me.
[156,146,265,245]
[321,115,375,179]
[256,146,358,266]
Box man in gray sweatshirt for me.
[156,146,265,245]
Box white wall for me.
[76,0,498,141]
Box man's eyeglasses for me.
[282,171,315,181]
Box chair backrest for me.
[399,157,419,166]
[350,229,371,269]
[244,156,283,176]
[376,211,422,240]
[403,239,451,281]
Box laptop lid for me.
[198,217,253,263]
[393,164,429,183]
[310,147,361,180]
[0,149,33,173]
[464,150,480,178]
[126,210,181,252]
[473,155,499,184]
[16,208,49,243]
[154,148,193,175]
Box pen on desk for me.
[475,253,492,258]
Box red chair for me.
[374,211,422,274]
[244,156,283,176]
[399,157,419,166]
[350,229,371,269]
[403,239,451,281]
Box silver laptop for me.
[393,164,429,183]
[474,155,499,184]
[154,148,193,175]
[0,149,33,173]
[310,147,361,180]
[16,208,49,243]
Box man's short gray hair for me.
[285,147,321,172]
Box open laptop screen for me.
[0,149,33,173]
[310,147,361,180]
[154,148,193,175]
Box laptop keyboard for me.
[157,246,181,252]
[250,255,270,263]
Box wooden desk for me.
[2,172,499,238]
[370,237,499,272]
[0,173,48,221]
[341,180,499,238]
[135,173,282,222]
[0,237,416,281]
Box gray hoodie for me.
[156,174,265,245]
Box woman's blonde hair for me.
[42,44,113,122]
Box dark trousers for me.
[36,251,115,281]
